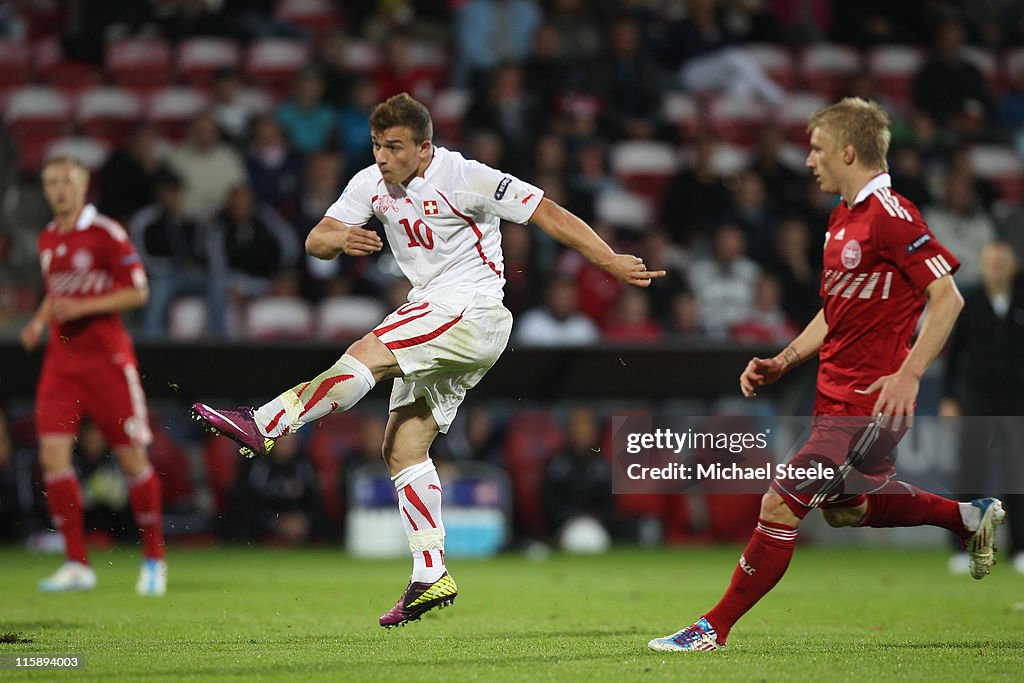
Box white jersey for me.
[326,146,544,301]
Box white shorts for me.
[372,291,512,433]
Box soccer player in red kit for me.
[20,156,167,595]
[649,98,1006,652]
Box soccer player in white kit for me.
[192,93,665,627]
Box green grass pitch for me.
[1,546,1022,681]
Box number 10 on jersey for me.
[400,218,435,249]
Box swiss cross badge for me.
[423,200,439,216]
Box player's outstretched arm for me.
[20,296,52,351]
[306,216,383,260]
[740,308,827,398]
[528,198,666,287]
[50,287,149,324]
[857,274,964,427]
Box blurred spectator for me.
[531,133,567,180]
[318,30,355,108]
[602,288,663,344]
[547,0,603,68]
[911,15,994,138]
[948,145,1000,214]
[999,63,1024,134]
[298,151,349,301]
[748,126,806,216]
[464,129,504,169]
[211,69,257,144]
[515,276,600,346]
[888,145,933,210]
[542,407,614,540]
[566,140,618,222]
[0,407,40,542]
[98,124,170,226]
[730,274,799,344]
[209,184,302,299]
[338,77,379,169]
[997,189,1024,263]
[637,229,689,319]
[718,170,778,265]
[769,217,821,327]
[555,221,623,323]
[595,15,663,140]
[661,133,731,245]
[224,434,328,545]
[522,23,569,114]
[276,67,338,154]
[456,0,542,87]
[167,112,247,221]
[501,222,543,317]
[464,63,542,176]
[663,289,706,339]
[660,0,784,106]
[245,114,304,222]
[340,416,388,510]
[689,224,760,338]
[923,171,997,287]
[374,33,438,102]
[130,171,227,337]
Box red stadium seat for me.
[76,87,144,146]
[962,46,999,91]
[340,39,382,74]
[0,40,32,93]
[275,0,344,42]
[44,137,111,171]
[245,38,311,97]
[776,92,828,145]
[106,37,173,90]
[745,43,797,91]
[661,92,701,139]
[176,37,242,87]
[969,145,1023,203]
[503,410,564,538]
[5,86,73,174]
[431,88,471,147]
[707,93,767,146]
[316,295,387,340]
[799,44,861,99]
[867,45,924,105]
[609,140,679,201]
[147,86,210,141]
[245,296,315,340]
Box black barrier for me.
[0,340,790,400]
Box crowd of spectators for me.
[1,0,1022,347]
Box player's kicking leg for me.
[191,334,396,456]
[378,399,457,628]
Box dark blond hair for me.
[42,155,89,178]
[807,97,890,172]
[369,93,433,143]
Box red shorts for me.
[35,355,152,448]
[771,392,905,518]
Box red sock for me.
[860,480,968,538]
[45,469,88,565]
[128,466,165,560]
[704,519,798,642]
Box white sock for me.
[959,502,982,533]
[393,458,446,583]
[254,354,375,437]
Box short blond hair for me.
[807,97,890,172]
[42,155,90,179]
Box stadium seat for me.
[0,40,32,103]
[340,39,381,74]
[5,86,72,174]
[609,140,679,201]
[274,0,343,41]
[431,88,471,147]
[203,433,240,515]
[244,38,311,97]
[799,44,861,98]
[962,46,999,91]
[745,43,797,90]
[776,91,828,145]
[147,86,210,141]
[503,410,564,538]
[106,37,173,90]
[75,86,144,146]
[968,145,1023,203]
[594,188,654,231]
[33,35,102,97]
[308,411,365,523]
[44,137,111,171]
[176,37,242,87]
[707,93,767,146]
[867,45,924,105]
[660,92,701,139]
[704,142,751,176]
[245,296,315,340]
[167,296,208,340]
[316,295,387,340]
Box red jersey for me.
[817,174,959,407]
[37,204,147,365]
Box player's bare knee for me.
[759,490,800,526]
[39,439,73,474]
[114,446,149,478]
[822,506,866,528]
[347,334,402,382]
